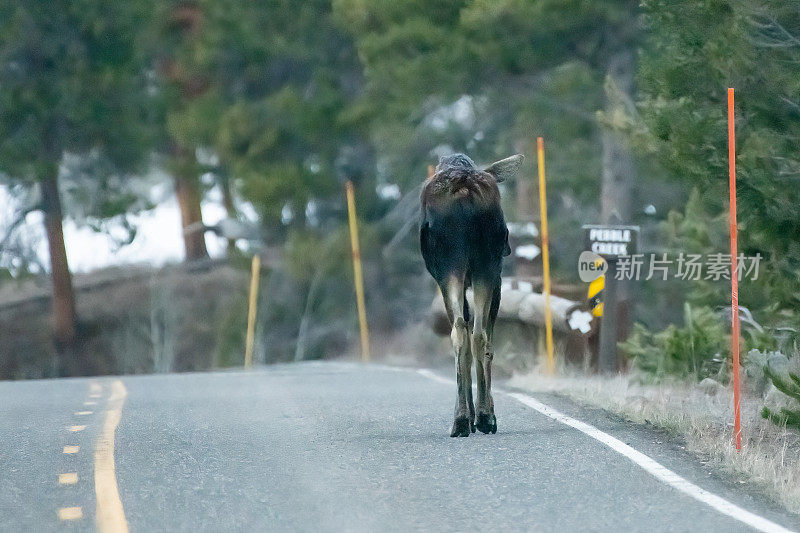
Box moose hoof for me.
[450,417,471,437]
[476,413,497,434]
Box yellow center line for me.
[58,507,83,521]
[94,379,129,533]
[59,472,78,485]
[54,383,102,522]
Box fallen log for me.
[429,278,594,336]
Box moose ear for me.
[484,154,524,182]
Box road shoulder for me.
[503,374,800,529]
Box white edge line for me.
[416,369,794,533]
[417,369,452,386]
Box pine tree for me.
[150,0,369,242]
[0,1,153,373]
[637,0,800,316]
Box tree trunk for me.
[514,138,537,224]
[40,174,78,362]
[172,146,209,261]
[175,173,209,261]
[514,138,539,278]
[600,49,635,225]
[218,170,238,255]
[600,47,636,358]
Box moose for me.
[420,153,523,437]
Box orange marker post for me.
[537,137,555,375]
[728,88,742,451]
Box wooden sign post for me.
[583,225,639,373]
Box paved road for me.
[2,361,799,532]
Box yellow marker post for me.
[537,137,555,374]
[345,181,370,362]
[244,254,261,369]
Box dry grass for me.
[508,369,800,514]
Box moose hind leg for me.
[450,316,472,437]
[444,276,471,437]
[473,284,497,434]
[464,295,475,433]
[474,332,496,434]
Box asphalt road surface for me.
[2,361,799,532]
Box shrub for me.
[761,351,800,430]
[620,303,729,381]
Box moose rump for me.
[419,153,521,437]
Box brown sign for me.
[583,224,640,258]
